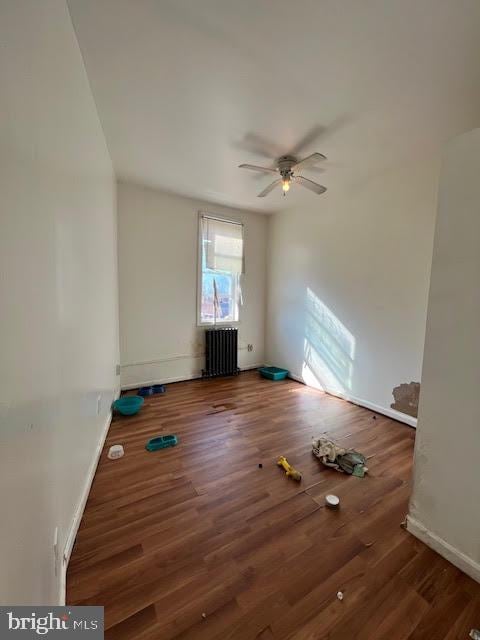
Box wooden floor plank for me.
[67,372,480,638]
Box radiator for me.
[202,327,240,378]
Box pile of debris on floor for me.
[312,437,368,477]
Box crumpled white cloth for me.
[312,436,368,477]
[312,437,347,469]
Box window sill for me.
[197,321,240,328]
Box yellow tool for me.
[277,456,302,482]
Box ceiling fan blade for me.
[292,152,327,171]
[258,179,282,197]
[288,125,326,157]
[294,176,327,195]
[242,133,285,159]
[239,163,278,174]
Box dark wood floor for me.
[68,372,480,639]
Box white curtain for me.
[202,215,244,274]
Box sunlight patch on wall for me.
[302,288,356,394]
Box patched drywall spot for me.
[391,382,420,417]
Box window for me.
[198,214,244,325]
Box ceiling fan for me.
[239,152,327,197]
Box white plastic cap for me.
[326,494,340,507]
[108,444,124,459]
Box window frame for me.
[196,211,243,327]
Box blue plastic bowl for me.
[138,386,154,397]
[137,384,166,397]
[113,395,144,416]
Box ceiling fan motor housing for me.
[278,155,296,180]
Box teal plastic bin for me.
[259,366,289,381]
[145,435,178,451]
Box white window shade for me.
[202,216,244,274]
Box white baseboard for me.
[58,409,114,604]
[407,515,480,583]
[121,363,264,391]
[121,372,202,390]
[287,372,417,428]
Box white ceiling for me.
[68,0,480,212]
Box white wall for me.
[0,1,119,604]
[117,181,267,388]
[407,129,480,581]
[266,158,441,423]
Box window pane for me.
[200,269,238,323]
[199,215,241,324]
